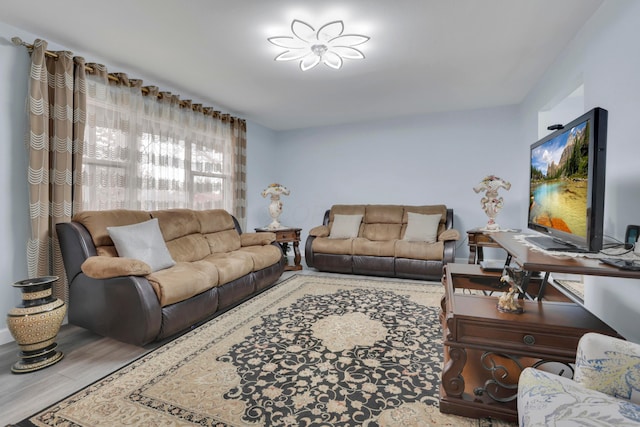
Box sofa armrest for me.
[81,256,152,279]
[56,221,98,284]
[574,332,640,403]
[438,228,460,242]
[309,225,329,237]
[241,232,276,246]
[68,273,162,346]
[441,209,457,264]
[304,235,316,268]
[442,240,456,265]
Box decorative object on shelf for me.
[261,183,290,230]
[473,175,511,231]
[267,19,370,71]
[6,276,66,373]
[497,267,525,314]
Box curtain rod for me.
[11,36,239,119]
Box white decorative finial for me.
[11,36,25,47]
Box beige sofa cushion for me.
[330,204,367,218]
[365,205,404,223]
[403,205,447,220]
[146,260,220,306]
[196,209,242,253]
[196,209,236,233]
[165,233,211,263]
[362,205,404,241]
[362,223,402,241]
[352,238,396,257]
[311,237,355,255]
[151,209,212,262]
[205,229,242,253]
[151,209,201,241]
[236,245,283,271]
[73,209,152,253]
[203,252,254,285]
[395,240,445,261]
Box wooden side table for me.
[439,263,621,422]
[255,226,302,271]
[466,228,501,264]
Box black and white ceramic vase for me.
[6,276,66,374]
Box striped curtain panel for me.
[231,117,247,230]
[26,40,86,302]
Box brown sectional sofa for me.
[305,204,459,280]
[56,208,285,346]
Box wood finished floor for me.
[0,322,155,425]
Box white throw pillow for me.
[107,218,176,272]
[403,212,441,243]
[329,214,363,239]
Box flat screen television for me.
[526,107,608,253]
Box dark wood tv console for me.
[439,232,635,423]
[490,231,640,280]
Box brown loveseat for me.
[305,204,459,280]
[56,208,285,346]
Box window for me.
[82,74,235,213]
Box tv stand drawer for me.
[455,319,580,358]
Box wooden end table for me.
[466,228,502,264]
[439,263,621,422]
[255,226,302,271]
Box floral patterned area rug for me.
[16,274,515,427]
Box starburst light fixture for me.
[268,19,370,71]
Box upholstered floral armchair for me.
[518,332,640,426]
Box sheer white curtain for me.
[82,66,238,216]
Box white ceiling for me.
[3,0,603,131]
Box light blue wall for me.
[246,121,279,228]
[0,22,33,345]
[252,106,524,255]
[2,0,640,344]
[519,0,640,342]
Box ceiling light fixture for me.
[268,19,370,71]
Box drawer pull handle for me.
[523,335,536,346]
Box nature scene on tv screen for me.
[529,121,589,238]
